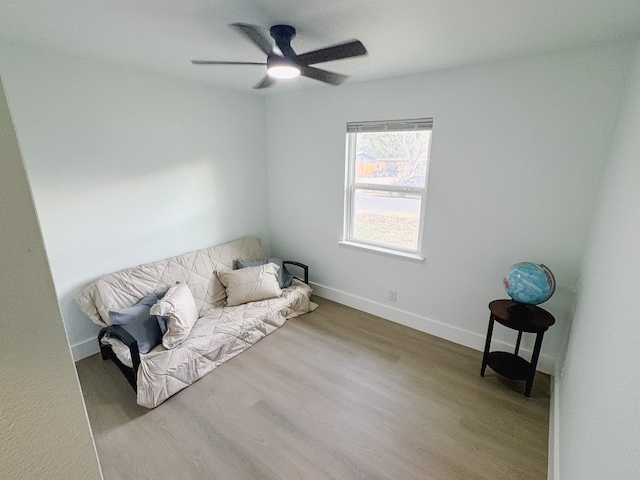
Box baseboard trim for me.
[310,282,556,375]
[548,365,561,480]
[72,337,99,362]
[73,283,557,373]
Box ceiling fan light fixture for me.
[267,63,300,79]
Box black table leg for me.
[525,331,545,397]
[514,330,523,355]
[481,315,495,377]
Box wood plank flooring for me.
[76,296,550,480]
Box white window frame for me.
[342,118,433,260]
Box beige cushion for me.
[150,283,198,349]
[218,263,282,307]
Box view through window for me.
[344,118,432,255]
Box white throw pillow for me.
[218,263,282,307]
[150,283,198,349]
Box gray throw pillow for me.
[236,257,293,288]
[108,292,165,354]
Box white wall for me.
[0,78,101,479]
[0,42,269,358]
[265,43,635,370]
[558,42,640,480]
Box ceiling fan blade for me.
[297,40,367,66]
[254,76,275,89]
[300,66,348,85]
[230,23,274,56]
[192,60,266,65]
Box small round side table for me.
[481,299,555,397]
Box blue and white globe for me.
[503,262,556,305]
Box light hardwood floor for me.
[76,296,550,480]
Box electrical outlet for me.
[388,290,397,302]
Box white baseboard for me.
[310,282,556,375]
[548,365,561,480]
[71,337,100,362]
[72,283,557,374]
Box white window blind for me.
[346,118,433,133]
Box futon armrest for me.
[98,325,141,377]
[283,261,309,284]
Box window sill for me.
[338,240,425,262]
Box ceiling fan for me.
[192,23,368,89]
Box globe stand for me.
[507,301,534,320]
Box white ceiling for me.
[1,0,639,94]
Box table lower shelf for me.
[485,351,532,381]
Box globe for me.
[503,262,556,306]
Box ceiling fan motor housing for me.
[270,25,297,59]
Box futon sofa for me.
[75,236,317,408]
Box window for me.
[343,118,433,258]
